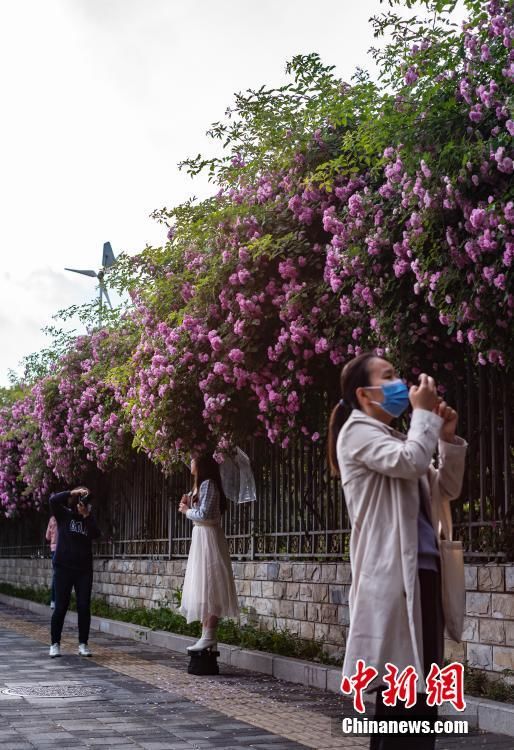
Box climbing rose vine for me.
[0,0,512,512]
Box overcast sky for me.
[0,0,461,386]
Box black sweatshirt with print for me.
[50,491,101,570]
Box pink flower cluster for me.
[0,329,133,515]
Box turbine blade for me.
[65,268,98,278]
[102,242,116,268]
[100,282,113,309]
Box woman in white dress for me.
[178,454,239,651]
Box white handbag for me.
[439,506,465,643]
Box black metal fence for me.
[449,365,512,559]
[0,364,512,562]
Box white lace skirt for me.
[178,522,240,624]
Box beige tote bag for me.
[439,506,465,643]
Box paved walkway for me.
[0,601,511,750]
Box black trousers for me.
[50,564,93,645]
[50,551,56,603]
[369,567,444,750]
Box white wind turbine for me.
[65,242,116,324]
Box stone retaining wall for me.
[1,557,512,678]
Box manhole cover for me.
[2,684,104,698]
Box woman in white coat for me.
[328,353,467,749]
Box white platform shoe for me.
[187,629,217,652]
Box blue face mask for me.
[367,379,410,418]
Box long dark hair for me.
[193,454,227,515]
[327,352,376,478]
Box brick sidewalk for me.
[0,601,511,750]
